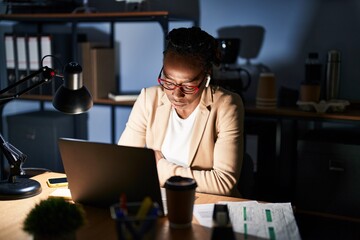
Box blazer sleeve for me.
[118,88,148,147]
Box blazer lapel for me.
[188,87,213,166]
[152,93,172,149]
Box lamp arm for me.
[0,60,92,199]
[0,134,27,183]
[0,66,58,102]
[0,66,57,182]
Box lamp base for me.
[0,178,42,200]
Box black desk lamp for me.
[0,57,93,200]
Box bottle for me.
[326,50,341,100]
[305,52,322,84]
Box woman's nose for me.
[172,87,185,97]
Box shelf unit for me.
[0,12,198,179]
[0,11,198,133]
[0,12,199,57]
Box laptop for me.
[58,138,164,214]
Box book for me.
[108,92,138,102]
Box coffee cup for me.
[256,72,277,99]
[256,72,277,108]
[164,176,197,228]
[299,84,321,102]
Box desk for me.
[0,172,248,240]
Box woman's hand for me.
[154,150,165,164]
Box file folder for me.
[40,35,53,95]
[4,34,16,93]
[40,34,74,95]
[15,35,28,93]
[27,35,41,95]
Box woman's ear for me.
[205,75,211,87]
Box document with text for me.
[194,201,301,240]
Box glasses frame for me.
[157,68,205,95]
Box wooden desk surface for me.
[0,172,246,240]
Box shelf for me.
[0,11,187,23]
[19,94,135,107]
[0,11,198,57]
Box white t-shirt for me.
[161,106,199,167]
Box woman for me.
[119,27,244,197]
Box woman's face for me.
[161,51,207,117]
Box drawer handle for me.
[26,130,36,140]
[328,160,345,172]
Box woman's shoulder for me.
[140,85,163,96]
[137,86,167,105]
[136,85,163,99]
[210,85,243,105]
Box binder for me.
[4,34,16,93]
[39,34,53,95]
[27,35,41,95]
[15,35,28,93]
[40,34,74,95]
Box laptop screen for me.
[58,138,164,215]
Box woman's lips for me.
[171,101,186,108]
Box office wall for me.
[2,0,360,143]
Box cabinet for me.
[245,104,360,221]
[7,110,88,173]
[296,128,360,219]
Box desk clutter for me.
[296,99,350,113]
[297,51,349,113]
[1,172,307,240]
[110,196,160,240]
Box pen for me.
[120,193,128,215]
[136,196,153,220]
[139,205,158,234]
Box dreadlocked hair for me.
[164,27,221,70]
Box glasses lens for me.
[158,79,198,94]
[158,79,175,90]
[181,85,197,94]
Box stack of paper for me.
[194,201,301,240]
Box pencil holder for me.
[110,202,160,240]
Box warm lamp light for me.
[0,59,93,200]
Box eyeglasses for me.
[157,68,205,94]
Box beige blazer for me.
[119,85,244,197]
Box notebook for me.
[58,138,164,214]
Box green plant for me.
[23,198,85,236]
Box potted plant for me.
[23,198,86,240]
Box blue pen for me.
[139,205,159,234]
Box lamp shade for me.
[52,62,93,114]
